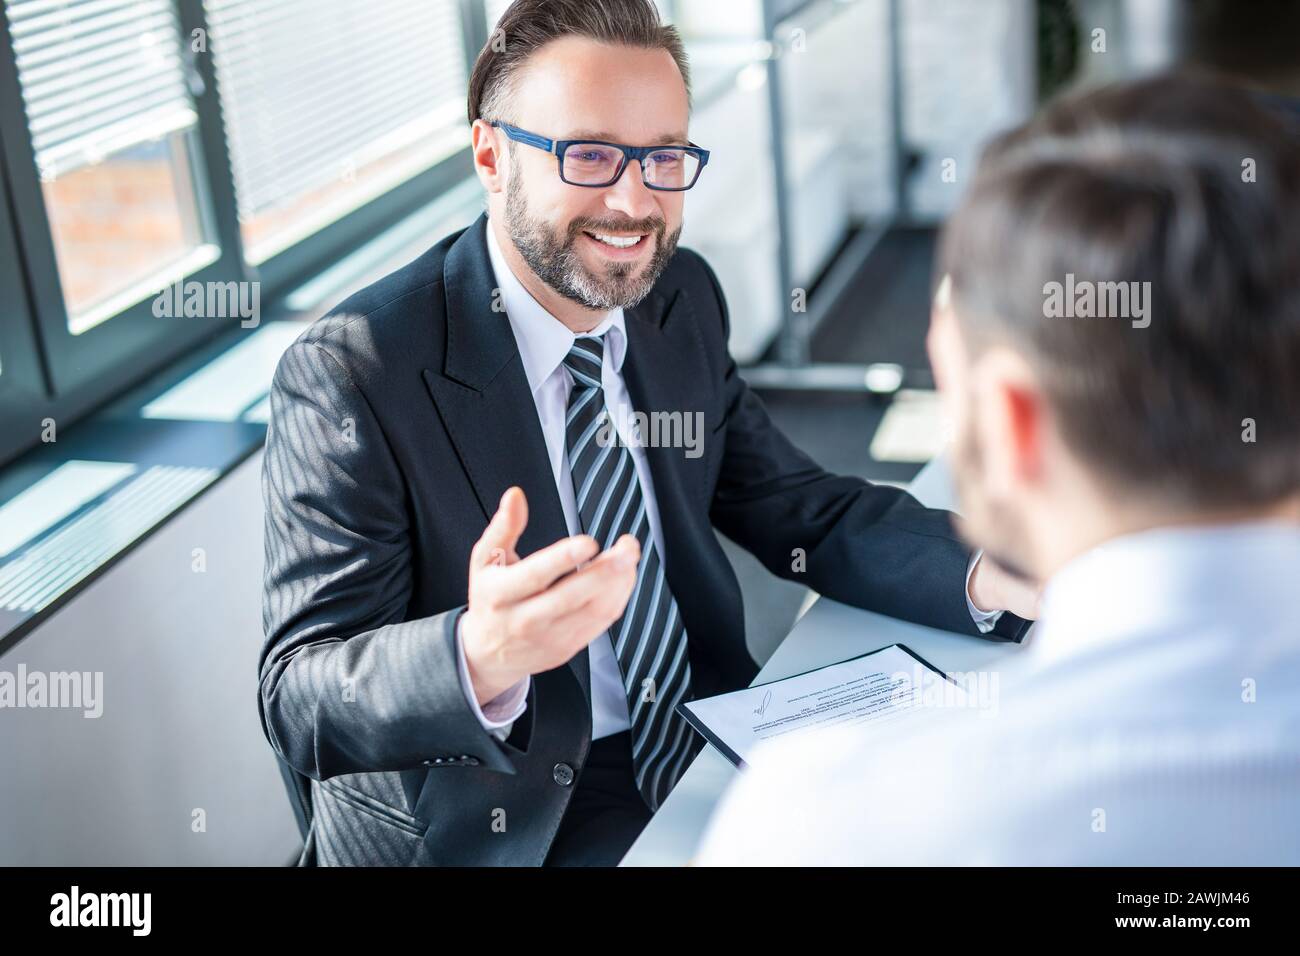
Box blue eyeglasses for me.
[490,121,710,191]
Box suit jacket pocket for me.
[320,778,428,838]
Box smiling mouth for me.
[582,230,649,250]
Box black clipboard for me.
[676,643,957,770]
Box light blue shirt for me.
[697,522,1300,864]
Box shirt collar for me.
[485,219,627,395]
[1034,520,1300,663]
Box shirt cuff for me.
[965,550,1005,635]
[455,612,529,738]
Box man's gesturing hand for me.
[460,486,641,707]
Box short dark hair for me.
[938,72,1300,509]
[467,0,691,125]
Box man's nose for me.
[602,160,659,220]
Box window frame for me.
[0,0,250,399]
[0,125,49,466]
[190,0,486,294]
[0,0,488,469]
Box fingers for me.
[514,535,641,637]
[471,487,528,569]
[539,564,645,658]
[488,532,601,604]
[465,531,644,679]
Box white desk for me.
[620,457,1033,866]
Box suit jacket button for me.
[465,757,480,766]
[553,763,575,786]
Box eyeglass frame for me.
[489,120,710,191]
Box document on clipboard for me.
[677,644,964,768]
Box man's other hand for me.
[968,552,1041,622]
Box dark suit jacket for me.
[259,213,1025,866]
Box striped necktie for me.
[562,334,700,810]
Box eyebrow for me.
[564,129,690,146]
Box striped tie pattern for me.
[562,335,699,810]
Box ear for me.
[927,275,960,394]
[926,275,969,439]
[471,119,506,195]
[971,347,1046,497]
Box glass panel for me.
[206,0,471,263]
[674,0,780,362]
[777,0,892,285]
[41,129,212,333]
[897,0,1036,219]
[5,0,217,334]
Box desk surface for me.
[620,457,1034,866]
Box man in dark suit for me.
[259,0,1032,867]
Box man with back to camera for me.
[697,73,1300,865]
[259,0,1034,867]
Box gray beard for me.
[504,169,680,311]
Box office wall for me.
[901,0,1036,219]
[0,452,299,866]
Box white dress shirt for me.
[454,223,671,741]
[457,223,1001,742]
[696,521,1300,864]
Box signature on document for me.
[753,688,772,719]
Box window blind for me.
[3,0,197,178]
[203,0,469,226]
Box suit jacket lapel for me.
[422,214,591,708]
[621,286,715,618]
